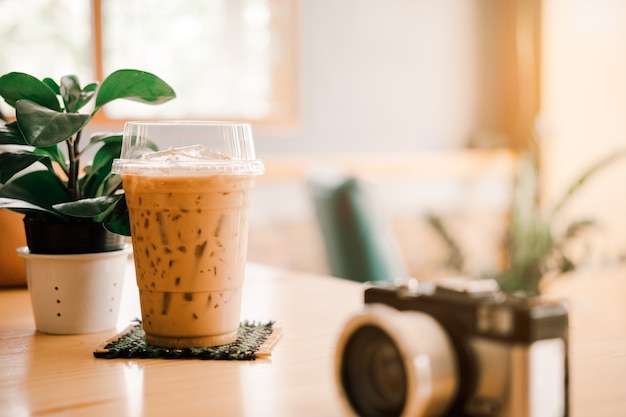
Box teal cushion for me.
[309,174,405,283]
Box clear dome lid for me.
[112,121,264,176]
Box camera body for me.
[335,278,569,417]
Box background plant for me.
[428,140,626,296]
[0,69,175,235]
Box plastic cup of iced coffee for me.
[112,121,264,348]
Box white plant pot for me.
[17,244,132,334]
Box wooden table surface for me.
[0,261,625,416]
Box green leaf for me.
[426,214,464,273]
[0,197,64,219]
[92,139,122,170]
[96,173,122,197]
[33,144,67,171]
[94,69,176,113]
[89,133,122,144]
[60,75,82,112]
[42,78,60,95]
[103,194,130,236]
[551,148,626,217]
[15,99,90,146]
[53,194,122,218]
[83,133,122,154]
[564,219,596,239]
[74,82,98,112]
[84,82,97,92]
[559,255,575,273]
[0,121,27,145]
[0,170,67,214]
[0,72,61,111]
[81,140,122,197]
[0,151,53,183]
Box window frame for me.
[90,0,299,130]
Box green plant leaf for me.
[15,99,90,146]
[89,133,122,144]
[82,133,122,154]
[564,219,595,239]
[551,148,626,217]
[0,197,64,219]
[53,194,122,218]
[0,68,175,228]
[60,75,82,112]
[81,140,122,197]
[33,144,68,172]
[74,82,97,112]
[84,82,97,92]
[559,254,575,273]
[0,72,61,111]
[426,214,464,273]
[0,121,27,145]
[0,151,53,183]
[89,141,121,173]
[0,170,67,218]
[96,173,122,197]
[103,194,130,236]
[42,77,60,94]
[94,69,176,113]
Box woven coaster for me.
[94,321,281,361]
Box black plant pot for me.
[23,218,125,254]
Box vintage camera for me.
[335,277,569,417]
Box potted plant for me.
[0,69,176,333]
[427,146,626,296]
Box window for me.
[0,0,298,128]
[0,0,93,84]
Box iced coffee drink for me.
[112,123,264,348]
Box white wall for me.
[254,0,483,156]
[246,1,515,275]
[542,0,626,261]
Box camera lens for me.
[341,325,407,417]
[336,304,459,417]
